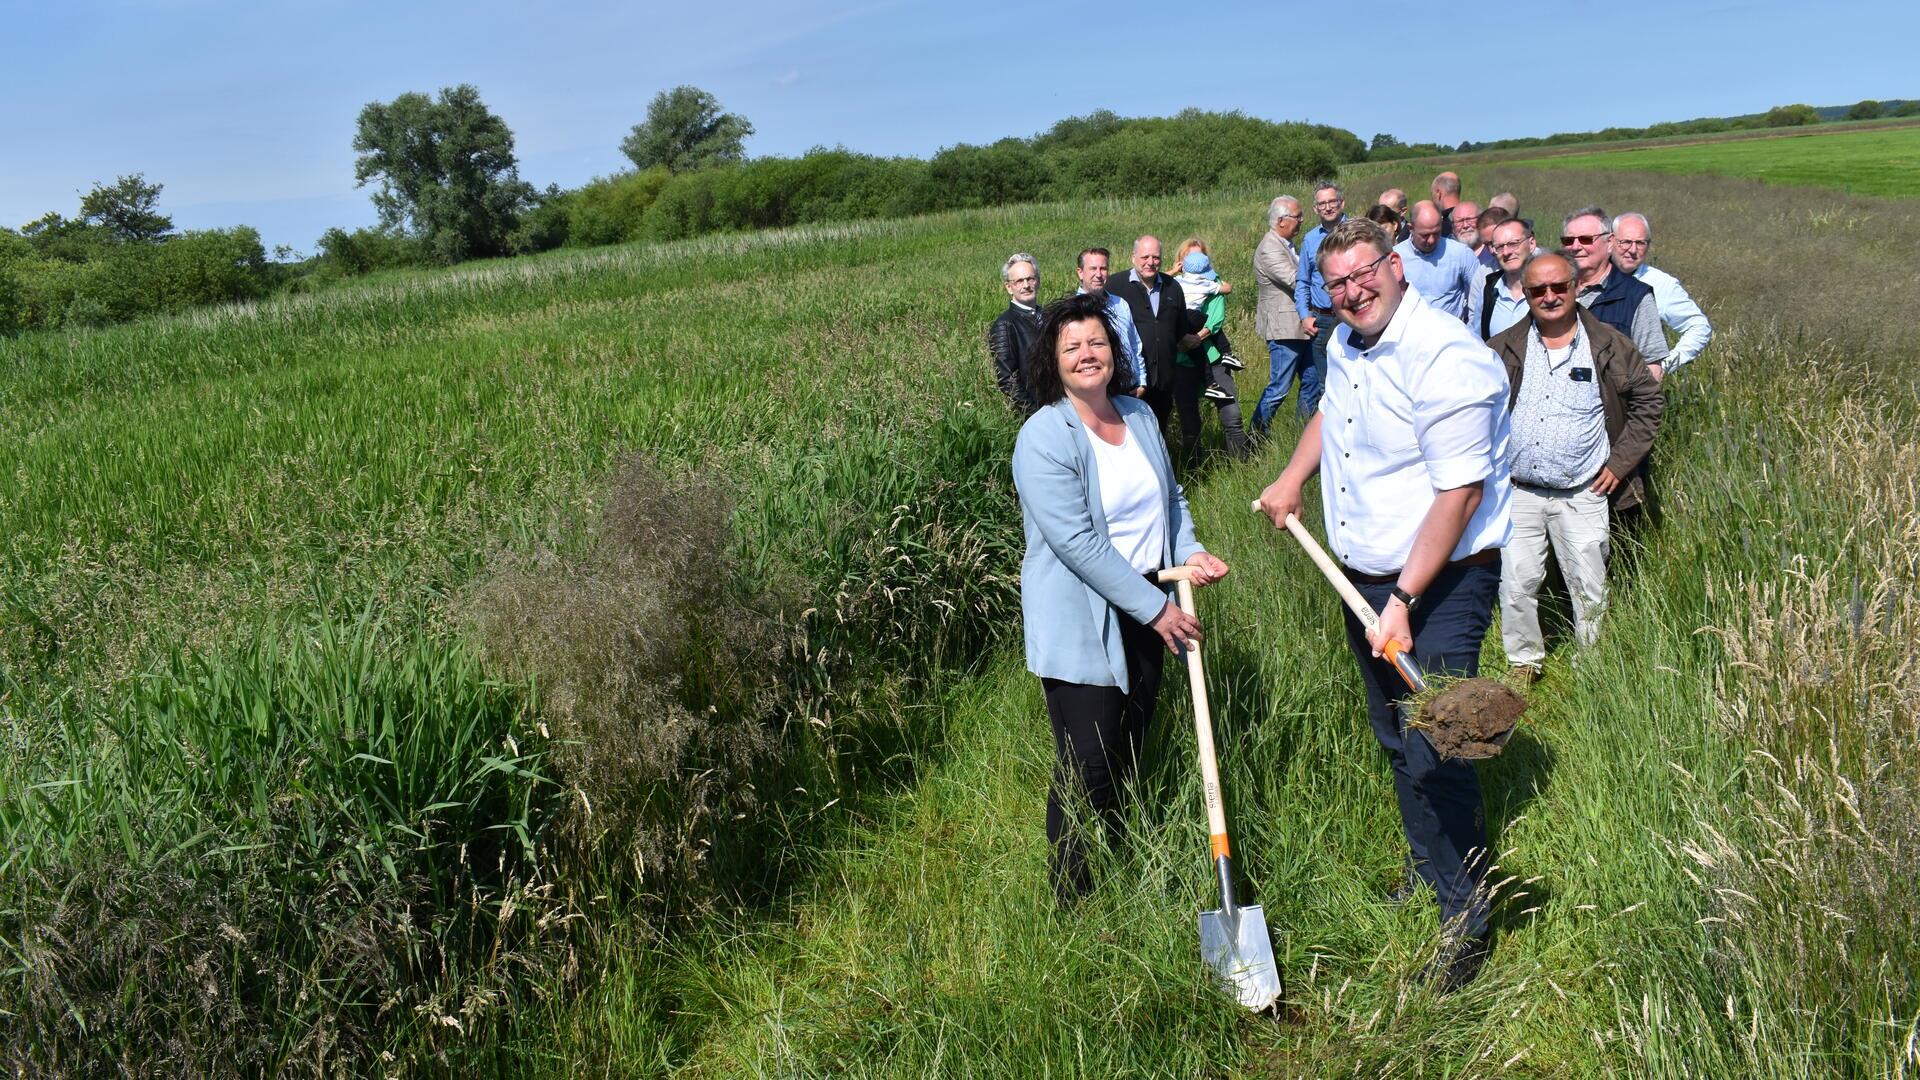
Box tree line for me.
[4,84,1911,335]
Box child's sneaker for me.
[1219,352,1245,371]
[1203,383,1235,402]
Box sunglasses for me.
[1525,280,1573,298]
[1559,231,1610,247]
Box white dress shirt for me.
[1083,424,1167,573]
[1318,285,1513,575]
[1632,263,1713,373]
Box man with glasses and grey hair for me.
[1252,195,1310,436]
[1560,206,1668,376]
[1257,217,1512,993]
[1611,212,1712,381]
[989,252,1044,415]
[1294,181,1348,417]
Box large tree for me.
[78,174,173,243]
[620,86,753,173]
[352,84,535,263]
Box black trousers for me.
[1342,559,1500,938]
[1042,613,1165,901]
[1171,361,1250,464]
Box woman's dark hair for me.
[1366,204,1401,231]
[1024,292,1135,405]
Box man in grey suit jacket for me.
[1252,196,1310,435]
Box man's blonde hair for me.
[1315,218,1394,275]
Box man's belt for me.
[1310,306,1334,317]
[1341,548,1500,585]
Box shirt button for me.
[1341,486,1346,492]
[1344,452,1350,458]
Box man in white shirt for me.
[1257,218,1512,992]
[1611,212,1713,380]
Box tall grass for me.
[4,163,1915,1075]
[500,167,1920,1076]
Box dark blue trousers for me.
[1342,559,1500,938]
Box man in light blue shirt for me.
[1611,212,1713,380]
[1074,247,1148,392]
[1473,217,1538,340]
[1293,181,1347,415]
[1395,201,1483,323]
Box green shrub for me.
[1847,99,1883,121]
[565,168,673,247]
[315,224,429,277]
[1765,103,1820,127]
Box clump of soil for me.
[1412,678,1527,760]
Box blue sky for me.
[3,0,1914,255]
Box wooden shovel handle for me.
[1156,567,1232,859]
[1250,500,1428,694]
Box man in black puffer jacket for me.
[988,252,1044,416]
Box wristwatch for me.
[1390,585,1421,612]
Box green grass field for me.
[1511,124,1920,197]
[4,162,1918,1077]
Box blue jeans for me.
[1253,338,1310,434]
[1301,318,1334,418]
[1342,559,1500,938]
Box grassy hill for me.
[3,159,1916,1076]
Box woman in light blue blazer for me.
[1012,291,1229,901]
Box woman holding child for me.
[1168,238,1252,462]
[1012,291,1230,902]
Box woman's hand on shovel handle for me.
[1184,552,1229,587]
[1150,602,1202,654]
[1368,595,1414,659]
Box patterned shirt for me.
[1509,322,1610,489]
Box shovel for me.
[1156,565,1283,1011]
[1251,502,1526,758]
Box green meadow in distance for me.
[1510,123,1920,197]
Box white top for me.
[1084,424,1167,574]
[1318,285,1514,575]
[1632,263,1713,373]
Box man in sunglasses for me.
[1487,250,1663,680]
[1256,218,1512,993]
[1560,207,1669,375]
[1611,212,1713,381]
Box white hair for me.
[1000,252,1037,283]
[1268,196,1301,229]
[1613,211,1652,238]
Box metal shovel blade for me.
[1198,903,1282,1010]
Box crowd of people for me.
[990,171,1713,992]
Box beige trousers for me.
[1500,483,1610,669]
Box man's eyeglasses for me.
[1008,275,1038,286]
[1614,238,1650,250]
[1314,198,1343,209]
[1525,279,1573,299]
[1325,251,1390,296]
[1560,231,1611,247]
[1491,239,1530,254]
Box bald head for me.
[1431,171,1461,208]
[1410,201,1444,254]
[1378,188,1409,216]
[1131,235,1163,281]
[1489,191,1519,215]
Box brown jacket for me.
[1489,306,1664,512]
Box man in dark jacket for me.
[1560,206,1669,372]
[1107,235,1207,444]
[1488,250,1663,679]
[987,252,1044,416]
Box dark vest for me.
[1581,269,1655,342]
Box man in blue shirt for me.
[1395,201,1483,323]
[1074,247,1149,405]
[1293,181,1346,417]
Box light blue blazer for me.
[1012,396,1205,691]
